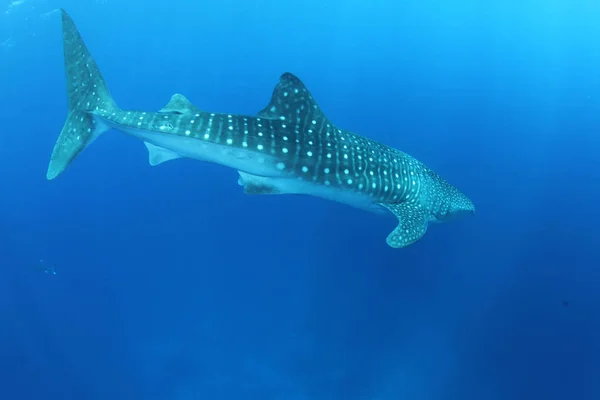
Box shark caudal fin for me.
[46,9,118,180]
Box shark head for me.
[422,170,475,223]
[435,188,475,222]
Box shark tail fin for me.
[46,9,118,180]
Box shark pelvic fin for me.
[47,9,118,180]
[159,94,202,115]
[237,171,281,195]
[379,202,429,248]
[144,142,182,166]
[257,73,328,127]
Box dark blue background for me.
[1,0,599,399]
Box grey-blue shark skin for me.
[47,9,475,248]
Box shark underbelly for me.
[114,120,385,213]
[109,121,286,178]
[236,171,387,214]
[105,117,384,214]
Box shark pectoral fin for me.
[237,171,280,195]
[159,94,202,115]
[379,203,428,248]
[144,142,182,166]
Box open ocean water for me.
[1,0,599,399]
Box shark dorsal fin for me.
[159,94,202,115]
[258,73,327,125]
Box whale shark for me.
[47,9,475,248]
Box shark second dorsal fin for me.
[258,73,326,126]
[159,94,202,115]
[379,203,429,248]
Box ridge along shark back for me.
[47,9,475,249]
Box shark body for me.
[47,9,475,248]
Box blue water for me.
[1,0,599,399]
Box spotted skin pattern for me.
[47,9,475,248]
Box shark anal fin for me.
[379,202,429,248]
[159,94,202,115]
[144,142,182,166]
[257,72,326,127]
[237,171,280,195]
